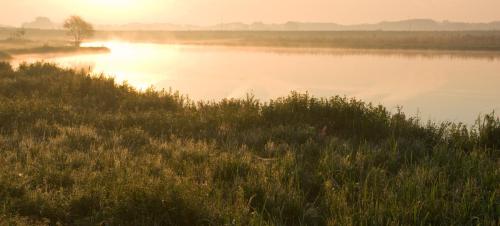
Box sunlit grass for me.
[0,62,498,225]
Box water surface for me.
[12,41,500,124]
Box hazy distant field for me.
[2,29,500,51]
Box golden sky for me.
[1,0,500,26]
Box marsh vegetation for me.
[0,62,498,225]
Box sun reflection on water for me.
[8,41,500,123]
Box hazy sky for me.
[1,0,500,26]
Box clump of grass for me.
[118,127,151,150]
[0,62,498,225]
[476,113,500,150]
[55,126,99,151]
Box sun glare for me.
[87,0,138,9]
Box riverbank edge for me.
[4,46,110,57]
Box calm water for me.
[12,41,500,123]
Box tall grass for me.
[0,62,498,225]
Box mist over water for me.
[11,41,500,124]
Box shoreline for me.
[4,46,110,56]
[4,43,500,61]
[104,41,500,60]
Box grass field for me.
[2,29,500,51]
[0,62,498,225]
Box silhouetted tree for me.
[63,16,94,47]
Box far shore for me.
[2,29,500,52]
[0,39,110,60]
[2,30,500,61]
[5,46,110,56]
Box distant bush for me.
[0,52,12,60]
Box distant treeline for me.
[0,62,498,225]
[13,18,500,31]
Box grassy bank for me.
[2,29,500,52]
[0,62,498,225]
[4,46,110,55]
[0,39,110,58]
